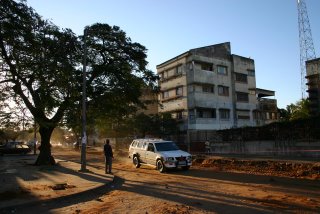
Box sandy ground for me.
[1,147,319,213]
[50,147,320,214]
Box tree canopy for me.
[278,99,310,121]
[0,0,158,165]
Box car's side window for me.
[147,143,155,152]
[137,141,143,148]
[131,141,137,147]
[143,142,147,149]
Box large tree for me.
[130,113,179,138]
[0,0,158,165]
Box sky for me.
[26,0,320,109]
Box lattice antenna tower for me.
[297,0,316,98]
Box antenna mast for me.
[297,0,316,98]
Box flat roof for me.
[156,51,190,69]
[250,88,275,97]
[306,58,320,63]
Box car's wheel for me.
[182,166,190,171]
[133,156,141,168]
[157,159,166,173]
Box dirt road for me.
[9,147,319,213]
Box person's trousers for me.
[105,156,112,173]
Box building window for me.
[162,91,169,99]
[175,65,183,75]
[253,110,259,120]
[235,73,248,83]
[175,111,183,119]
[248,69,255,76]
[219,109,230,119]
[196,108,216,118]
[218,85,229,96]
[202,85,214,93]
[266,112,270,120]
[201,63,213,71]
[210,109,216,118]
[238,115,250,119]
[217,65,227,75]
[236,92,249,102]
[160,73,164,80]
[176,87,183,96]
[237,110,250,120]
[197,110,203,118]
[161,71,168,80]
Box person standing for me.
[104,139,113,174]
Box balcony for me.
[187,68,217,85]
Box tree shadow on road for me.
[0,154,115,214]
[112,172,319,213]
[171,167,320,197]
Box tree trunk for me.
[35,126,55,165]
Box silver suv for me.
[128,139,192,172]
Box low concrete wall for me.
[208,140,320,158]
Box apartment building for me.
[306,58,320,116]
[157,42,277,131]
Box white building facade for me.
[157,42,277,131]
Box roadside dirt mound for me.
[193,157,320,180]
[156,204,192,214]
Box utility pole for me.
[297,0,316,98]
[80,27,88,172]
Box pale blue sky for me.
[26,0,320,108]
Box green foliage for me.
[126,113,178,138]
[0,0,81,125]
[278,108,290,121]
[83,23,158,118]
[277,99,311,122]
[286,99,310,121]
[0,0,158,164]
[64,23,159,137]
[86,112,179,139]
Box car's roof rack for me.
[133,138,173,143]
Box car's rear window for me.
[155,142,179,151]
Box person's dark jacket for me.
[104,144,113,158]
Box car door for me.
[145,143,157,166]
[137,141,148,163]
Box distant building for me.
[254,88,277,125]
[156,42,278,131]
[306,58,320,116]
[137,87,159,115]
